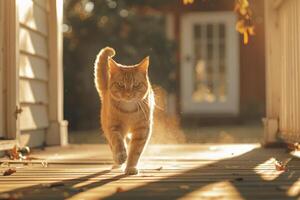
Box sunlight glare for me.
[127,132,132,140]
[287,179,300,197]
[84,1,94,13]
[254,158,284,181]
[144,144,259,161]
[291,150,300,158]
[178,181,243,199]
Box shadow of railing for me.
[0,170,127,199]
[0,148,299,200]
[103,148,299,200]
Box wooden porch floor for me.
[0,144,299,200]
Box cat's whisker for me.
[138,101,147,120]
[141,100,152,110]
[135,102,140,112]
[142,99,164,111]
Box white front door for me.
[180,12,239,115]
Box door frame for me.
[180,12,239,115]
[0,0,19,149]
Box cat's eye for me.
[133,83,141,89]
[117,82,125,88]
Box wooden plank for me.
[19,104,49,131]
[19,78,48,104]
[20,129,45,147]
[19,53,48,81]
[19,27,48,59]
[18,0,48,36]
[0,144,298,200]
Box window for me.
[181,12,239,115]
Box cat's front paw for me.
[125,167,138,175]
[115,151,127,165]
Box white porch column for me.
[263,0,282,145]
[46,0,68,146]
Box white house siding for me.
[18,0,50,147]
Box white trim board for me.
[180,12,239,115]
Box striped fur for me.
[94,47,154,175]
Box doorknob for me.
[185,55,193,62]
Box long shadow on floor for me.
[103,148,299,200]
[0,170,126,199]
[0,148,299,200]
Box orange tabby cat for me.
[94,47,154,175]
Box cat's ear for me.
[108,57,119,74]
[137,56,149,73]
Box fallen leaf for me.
[275,160,288,171]
[19,146,30,155]
[116,187,124,193]
[3,168,16,176]
[5,145,31,161]
[5,145,20,160]
[287,143,300,151]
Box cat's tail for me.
[94,47,115,97]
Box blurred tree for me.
[63,0,177,130]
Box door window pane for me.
[192,23,227,103]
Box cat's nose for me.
[124,93,132,98]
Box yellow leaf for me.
[243,32,249,44]
[248,26,255,35]
[240,0,249,8]
[183,0,194,5]
[235,21,246,33]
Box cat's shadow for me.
[1,148,299,200]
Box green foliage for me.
[64,0,177,130]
